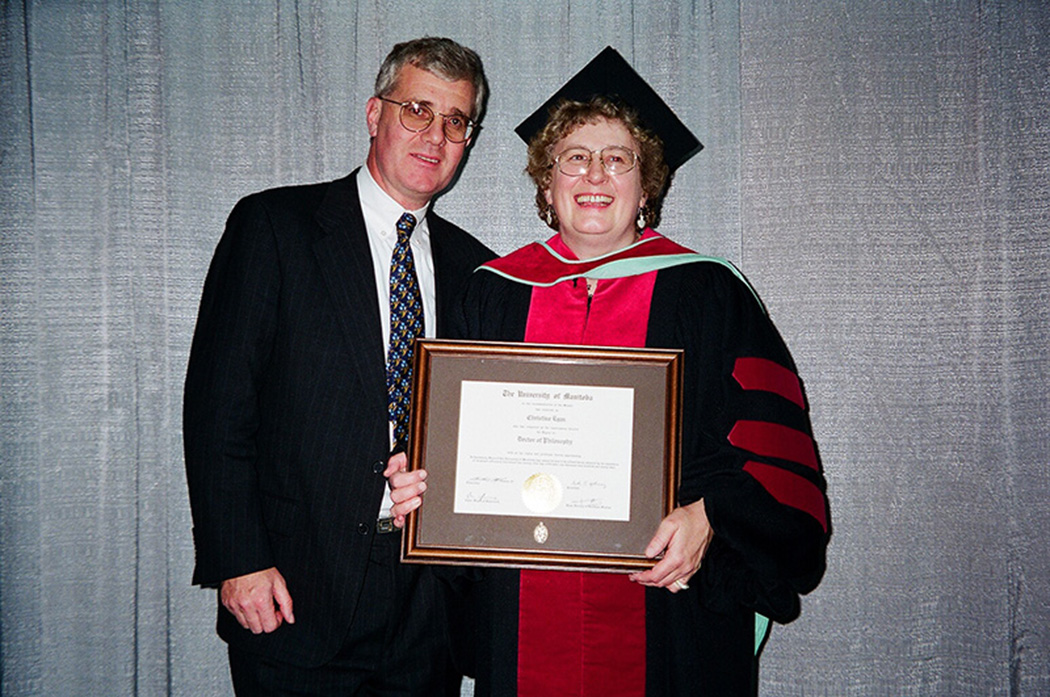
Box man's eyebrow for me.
[404,97,470,117]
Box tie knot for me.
[396,212,417,240]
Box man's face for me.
[365,64,476,210]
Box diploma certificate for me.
[402,339,682,572]
[454,380,634,521]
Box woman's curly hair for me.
[525,96,670,230]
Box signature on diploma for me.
[464,491,501,504]
[568,480,608,490]
[565,498,609,509]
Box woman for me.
[390,52,829,696]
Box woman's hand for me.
[628,499,713,593]
[383,452,428,528]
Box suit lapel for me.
[312,172,387,407]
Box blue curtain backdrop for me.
[2,2,1048,694]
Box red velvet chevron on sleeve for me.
[728,356,826,530]
[727,420,819,471]
[732,357,805,409]
[743,461,827,532]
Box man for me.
[184,37,494,695]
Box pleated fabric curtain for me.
[1,1,1047,694]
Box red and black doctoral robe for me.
[450,231,829,697]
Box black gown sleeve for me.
[649,262,830,622]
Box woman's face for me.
[545,118,646,259]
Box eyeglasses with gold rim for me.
[377,97,477,143]
[551,146,640,176]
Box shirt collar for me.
[357,167,430,237]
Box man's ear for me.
[366,97,382,138]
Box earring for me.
[544,205,556,227]
[636,207,647,230]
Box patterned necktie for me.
[386,212,424,452]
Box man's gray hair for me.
[374,37,487,122]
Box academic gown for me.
[451,232,830,696]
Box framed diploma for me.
[401,339,683,572]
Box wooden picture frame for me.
[401,339,682,572]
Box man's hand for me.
[384,452,428,529]
[628,499,713,593]
[220,567,295,634]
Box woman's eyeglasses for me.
[551,146,640,176]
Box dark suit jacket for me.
[183,171,495,667]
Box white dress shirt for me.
[356,167,437,518]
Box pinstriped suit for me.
[183,170,494,678]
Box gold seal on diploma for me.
[521,472,563,514]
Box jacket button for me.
[357,523,369,535]
[372,460,385,473]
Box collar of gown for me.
[479,229,750,289]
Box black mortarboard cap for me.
[515,46,703,172]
